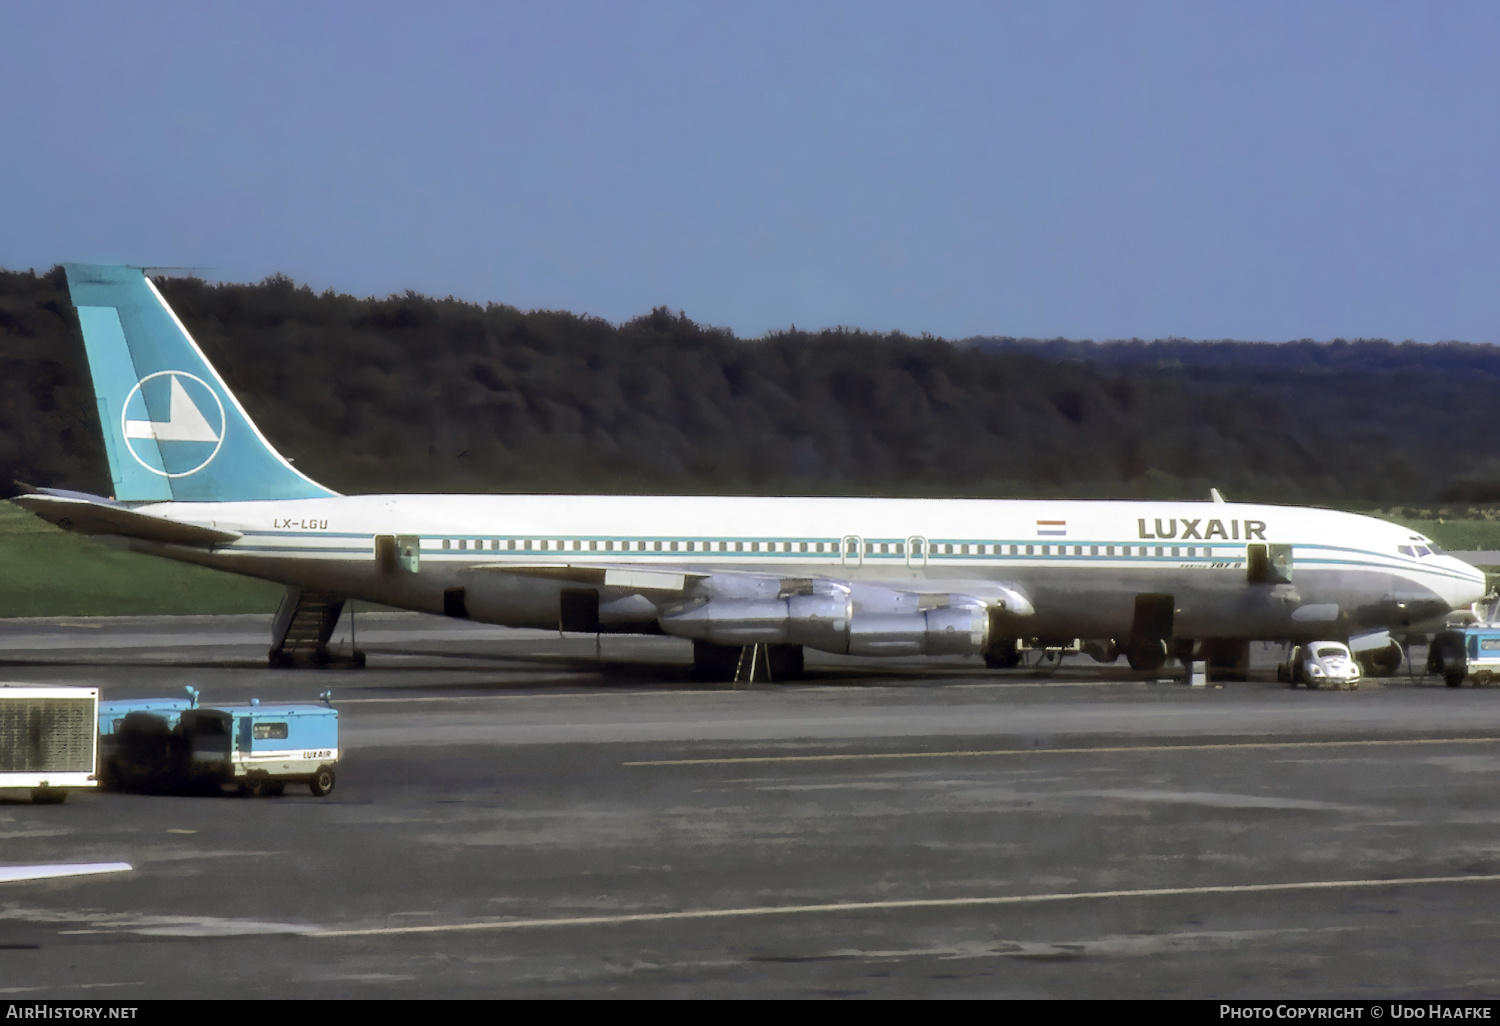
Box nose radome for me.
[1444,556,1489,610]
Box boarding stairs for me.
[269,586,365,668]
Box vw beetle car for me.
[1279,641,1361,689]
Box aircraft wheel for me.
[1125,640,1167,673]
[1359,641,1405,677]
[309,766,336,797]
[767,644,804,681]
[691,641,741,682]
[984,647,1021,670]
[1171,639,1196,668]
[1445,671,1465,688]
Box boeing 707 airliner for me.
[12,265,1486,678]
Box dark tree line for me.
[3,264,1498,505]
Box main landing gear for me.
[691,641,805,683]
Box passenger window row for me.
[930,543,1215,558]
[430,538,1219,559]
[436,538,838,553]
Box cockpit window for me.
[1398,545,1415,557]
[1415,545,1432,557]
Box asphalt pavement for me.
[3,614,1500,998]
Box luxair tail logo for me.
[121,370,225,477]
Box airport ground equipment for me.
[98,688,338,796]
[97,696,194,792]
[0,685,99,803]
[269,586,365,668]
[1427,627,1500,688]
[1279,642,1362,689]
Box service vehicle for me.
[1279,641,1362,689]
[206,699,338,796]
[1427,627,1500,688]
[98,695,195,792]
[98,689,338,796]
[0,685,99,803]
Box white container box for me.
[0,685,100,802]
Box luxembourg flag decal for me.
[1036,519,1067,537]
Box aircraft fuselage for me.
[125,493,1484,644]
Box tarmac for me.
[4,613,1500,998]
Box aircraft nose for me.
[1445,556,1489,609]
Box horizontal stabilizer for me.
[13,482,126,506]
[13,493,241,547]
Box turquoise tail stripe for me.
[63,264,336,503]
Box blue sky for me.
[4,1,1497,342]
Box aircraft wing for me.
[465,562,1033,614]
[466,562,710,592]
[13,492,242,547]
[878,578,1035,615]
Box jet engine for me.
[846,602,989,657]
[658,581,991,658]
[656,587,851,653]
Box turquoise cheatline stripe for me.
[217,524,1475,582]
[223,540,1443,578]
[224,531,1469,577]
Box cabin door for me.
[907,536,928,568]
[841,535,863,568]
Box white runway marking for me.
[0,983,144,995]
[1081,788,1356,811]
[337,678,1116,702]
[0,863,131,883]
[309,872,1500,938]
[625,735,1500,767]
[336,684,602,704]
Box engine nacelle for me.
[659,588,991,658]
[847,603,989,658]
[658,590,851,652]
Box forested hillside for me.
[3,265,1498,506]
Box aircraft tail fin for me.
[62,264,337,502]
